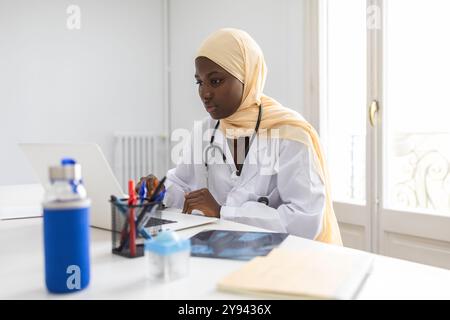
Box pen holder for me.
[110,197,164,258]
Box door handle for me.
[369,100,379,127]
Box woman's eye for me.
[195,80,202,86]
[211,79,222,86]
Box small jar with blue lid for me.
[144,230,191,281]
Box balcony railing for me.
[390,132,450,214]
[332,132,449,215]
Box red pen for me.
[128,180,137,257]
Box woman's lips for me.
[206,105,217,113]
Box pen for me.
[118,176,167,252]
[135,176,166,237]
[128,180,137,257]
[135,179,152,239]
[149,176,166,202]
[138,181,147,204]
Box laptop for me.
[19,143,218,231]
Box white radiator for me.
[113,133,167,192]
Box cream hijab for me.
[196,28,342,245]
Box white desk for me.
[1,216,450,300]
[0,184,43,220]
[1,185,449,299]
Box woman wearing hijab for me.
[138,28,342,245]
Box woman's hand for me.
[135,174,164,198]
[182,188,221,218]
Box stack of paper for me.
[217,248,373,299]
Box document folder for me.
[218,248,373,300]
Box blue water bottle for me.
[43,158,90,293]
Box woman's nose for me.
[202,89,213,101]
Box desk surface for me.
[1,216,450,300]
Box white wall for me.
[0,0,164,185]
[0,0,305,185]
[168,0,304,132]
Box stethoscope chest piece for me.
[257,196,269,206]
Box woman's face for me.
[195,56,244,120]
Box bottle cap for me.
[49,158,82,181]
[144,230,190,256]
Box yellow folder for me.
[217,248,373,300]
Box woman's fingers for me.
[182,188,220,218]
[182,194,188,213]
[182,189,212,213]
[184,193,204,202]
[185,188,209,199]
[182,192,192,213]
[183,192,203,213]
[184,199,203,214]
[183,194,203,212]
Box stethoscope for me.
[204,104,263,190]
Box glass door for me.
[321,0,450,266]
[320,0,371,251]
[383,0,450,216]
[379,0,450,268]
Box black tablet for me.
[190,230,289,261]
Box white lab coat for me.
[163,117,326,240]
